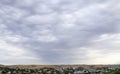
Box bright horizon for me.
[0,0,120,65]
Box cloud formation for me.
[0,0,120,64]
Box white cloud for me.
[0,0,120,64]
[85,48,120,64]
[25,13,57,24]
[37,35,58,42]
[80,33,120,64]
[93,33,120,48]
[0,39,41,65]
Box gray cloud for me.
[0,0,120,64]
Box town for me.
[0,65,120,74]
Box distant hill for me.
[0,64,4,67]
[0,64,119,70]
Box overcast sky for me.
[0,0,120,65]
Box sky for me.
[0,0,120,65]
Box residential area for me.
[0,65,120,74]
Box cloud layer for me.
[0,0,120,64]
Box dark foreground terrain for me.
[0,64,120,74]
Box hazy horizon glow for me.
[0,0,120,65]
